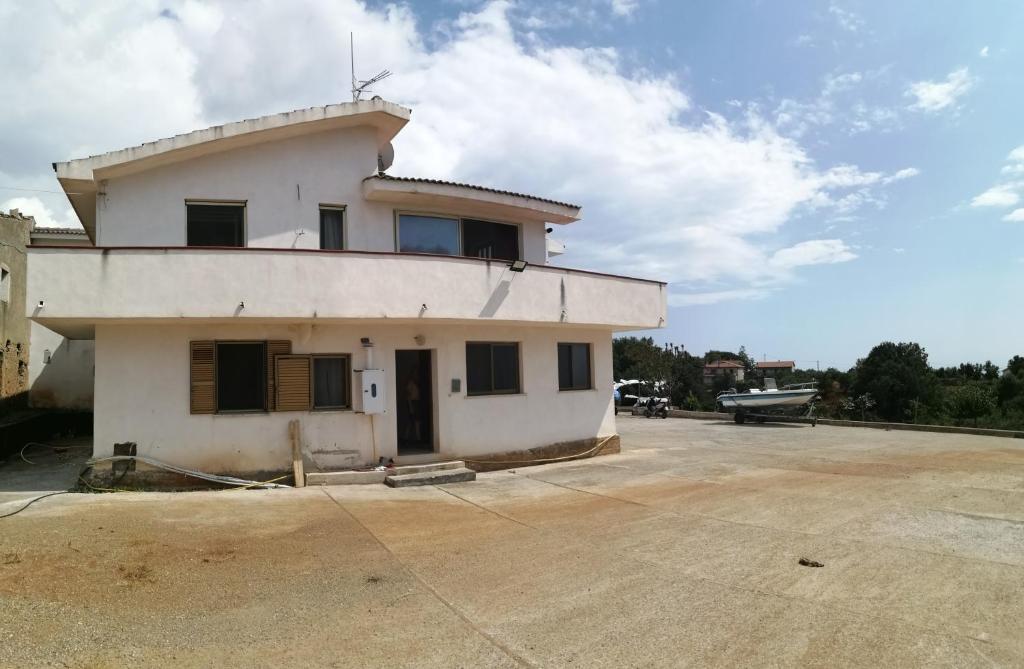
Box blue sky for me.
[1,1,1021,369]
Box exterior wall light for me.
[509,260,528,272]
[37,300,44,309]
[43,349,51,364]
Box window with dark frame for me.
[319,207,345,250]
[461,219,519,260]
[216,341,266,412]
[187,203,245,247]
[313,355,350,409]
[466,342,520,395]
[558,342,592,391]
[398,214,460,255]
[397,214,520,261]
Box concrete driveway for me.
[2,417,1023,667]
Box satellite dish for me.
[377,141,395,173]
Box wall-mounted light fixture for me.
[509,260,528,273]
[414,334,426,346]
[43,349,51,364]
[37,300,44,309]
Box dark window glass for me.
[558,343,592,390]
[216,342,266,411]
[466,342,520,395]
[466,343,492,395]
[313,356,349,409]
[462,219,519,261]
[187,204,244,247]
[398,215,459,255]
[320,208,345,250]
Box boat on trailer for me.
[716,379,818,425]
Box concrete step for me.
[306,470,387,486]
[390,460,466,475]
[385,467,476,488]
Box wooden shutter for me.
[190,341,215,414]
[275,355,312,412]
[266,340,292,410]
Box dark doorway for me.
[396,350,434,455]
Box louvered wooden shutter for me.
[266,340,292,410]
[275,355,312,412]
[190,341,215,414]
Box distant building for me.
[756,360,795,376]
[703,360,744,385]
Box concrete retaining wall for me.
[461,435,621,472]
[664,409,1024,440]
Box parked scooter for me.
[643,398,669,419]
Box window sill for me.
[558,387,596,393]
[214,410,268,416]
[311,407,353,413]
[465,392,526,398]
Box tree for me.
[852,342,938,422]
[947,384,996,426]
[1007,355,1024,377]
[613,337,670,383]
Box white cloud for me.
[769,239,857,269]
[893,247,906,254]
[1003,208,1024,222]
[971,183,1021,208]
[0,196,80,228]
[774,68,902,137]
[828,3,864,32]
[609,0,639,17]
[0,0,913,307]
[1007,145,1024,162]
[883,167,920,184]
[979,46,989,58]
[906,67,974,112]
[668,288,769,307]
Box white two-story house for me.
[29,99,665,476]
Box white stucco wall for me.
[96,126,549,263]
[93,322,615,473]
[28,322,94,409]
[28,248,666,331]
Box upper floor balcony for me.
[27,247,666,338]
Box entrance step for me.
[385,467,476,488]
[390,460,466,476]
[306,470,387,486]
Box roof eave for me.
[362,177,581,224]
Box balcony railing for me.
[27,247,666,333]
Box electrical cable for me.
[85,455,292,489]
[460,435,615,467]
[0,491,73,519]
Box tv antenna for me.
[350,33,392,102]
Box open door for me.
[395,349,434,455]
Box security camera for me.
[37,300,44,309]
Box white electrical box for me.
[354,369,386,415]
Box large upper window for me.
[462,219,519,260]
[216,342,266,412]
[187,203,245,247]
[319,206,345,250]
[398,215,460,255]
[466,342,520,395]
[398,214,519,261]
[558,343,592,391]
[313,355,350,409]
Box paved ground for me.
[2,418,1023,667]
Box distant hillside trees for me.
[612,336,1024,430]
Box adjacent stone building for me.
[0,210,32,408]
